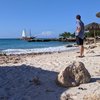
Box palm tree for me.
[59,32,71,39]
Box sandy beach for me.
[0,43,100,100]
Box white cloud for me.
[37,31,56,38]
[41,31,53,36]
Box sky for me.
[0,0,100,38]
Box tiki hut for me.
[96,12,100,18]
[85,22,100,45]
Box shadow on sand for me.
[90,78,100,82]
[0,65,66,100]
[88,54,100,57]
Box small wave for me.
[2,45,78,55]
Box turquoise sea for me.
[0,39,77,54]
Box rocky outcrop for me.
[0,55,21,64]
[56,61,91,87]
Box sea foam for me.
[2,45,78,55]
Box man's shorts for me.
[76,36,84,45]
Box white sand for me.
[0,43,100,100]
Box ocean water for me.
[0,39,77,54]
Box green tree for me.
[85,30,100,38]
[59,32,72,39]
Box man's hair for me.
[76,15,81,20]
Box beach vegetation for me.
[85,30,100,37]
[59,32,75,39]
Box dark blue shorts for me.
[76,36,84,45]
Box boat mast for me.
[29,29,31,37]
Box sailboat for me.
[21,29,36,41]
[21,29,51,42]
[22,30,26,39]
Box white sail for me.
[22,30,26,37]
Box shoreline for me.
[1,44,77,55]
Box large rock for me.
[56,61,91,87]
[60,93,77,100]
[83,93,100,100]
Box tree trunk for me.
[94,30,96,45]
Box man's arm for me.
[76,22,81,33]
[76,26,81,33]
[76,21,81,35]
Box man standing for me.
[75,15,85,57]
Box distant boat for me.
[21,30,58,42]
[21,29,36,41]
[22,30,26,38]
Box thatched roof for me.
[85,22,100,31]
[96,12,100,18]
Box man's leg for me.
[80,45,84,56]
